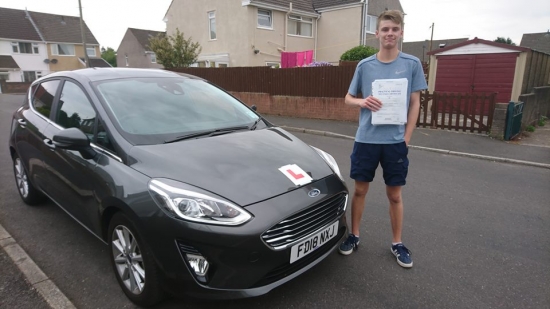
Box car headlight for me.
[148,179,252,226]
[311,146,344,181]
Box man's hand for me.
[359,95,383,112]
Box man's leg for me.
[351,180,370,236]
[386,185,403,243]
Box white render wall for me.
[0,40,50,81]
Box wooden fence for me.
[522,50,550,94]
[417,91,496,133]
[169,66,356,98]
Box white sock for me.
[392,242,402,246]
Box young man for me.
[338,10,427,268]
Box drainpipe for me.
[362,0,369,46]
[314,14,321,61]
[284,3,292,52]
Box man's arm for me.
[345,93,382,111]
[404,91,421,146]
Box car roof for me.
[42,68,201,83]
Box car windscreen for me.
[93,77,259,145]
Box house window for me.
[208,11,216,40]
[266,62,279,68]
[51,44,75,56]
[23,71,37,82]
[151,53,157,63]
[258,9,272,29]
[0,72,9,81]
[11,42,39,54]
[288,15,312,37]
[86,47,96,57]
[36,71,43,79]
[366,15,378,33]
[125,55,129,66]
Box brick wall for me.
[0,80,30,94]
[230,92,359,122]
[490,103,508,140]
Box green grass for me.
[526,125,536,132]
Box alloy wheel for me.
[14,158,29,198]
[112,225,145,295]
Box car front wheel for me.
[13,154,45,205]
[108,212,164,307]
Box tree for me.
[148,28,202,68]
[494,37,516,46]
[101,47,117,67]
[340,45,378,61]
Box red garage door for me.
[435,53,517,104]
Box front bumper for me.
[139,175,348,299]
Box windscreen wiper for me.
[164,126,249,144]
[249,118,262,130]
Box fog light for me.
[186,254,209,276]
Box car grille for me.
[261,193,347,250]
[253,225,346,288]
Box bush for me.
[526,125,535,132]
[340,45,378,61]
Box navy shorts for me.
[350,142,409,186]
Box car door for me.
[13,80,61,191]
[41,79,102,228]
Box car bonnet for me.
[128,128,335,206]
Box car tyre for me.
[108,212,165,307]
[13,154,46,205]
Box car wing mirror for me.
[53,128,97,159]
[251,105,257,111]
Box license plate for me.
[290,221,339,264]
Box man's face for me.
[376,19,403,50]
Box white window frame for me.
[86,47,96,57]
[366,15,377,34]
[266,62,279,68]
[208,11,217,40]
[257,9,273,29]
[23,71,37,82]
[125,55,129,66]
[36,71,43,79]
[287,15,313,37]
[215,62,228,68]
[151,53,156,63]
[51,44,75,56]
[11,42,39,54]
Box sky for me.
[0,0,549,49]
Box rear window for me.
[32,80,60,119]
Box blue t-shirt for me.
[348,52,427,144]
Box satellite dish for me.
[43,59,50,63]
[50,59,58,64]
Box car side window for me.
[56,81,96,138]
[32,80,60,118]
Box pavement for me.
[1,112,549,309]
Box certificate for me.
[371,78,408,125]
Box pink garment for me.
[287,52,297,68]
[281,52,289,69]
[296,52,305,67]
[305,50,314,65]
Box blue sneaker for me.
[339,234,359,255]
[391,243,413,268]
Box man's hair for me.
[377,10,403,29]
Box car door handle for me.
[18,119,27,128]
[43,138,56,149]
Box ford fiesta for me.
[9,68,348,306]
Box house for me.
[116,28,165,68]
[0,7,109,83]
[402,38,468,63]
[162,0,402,67]
[520,31,550,54]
